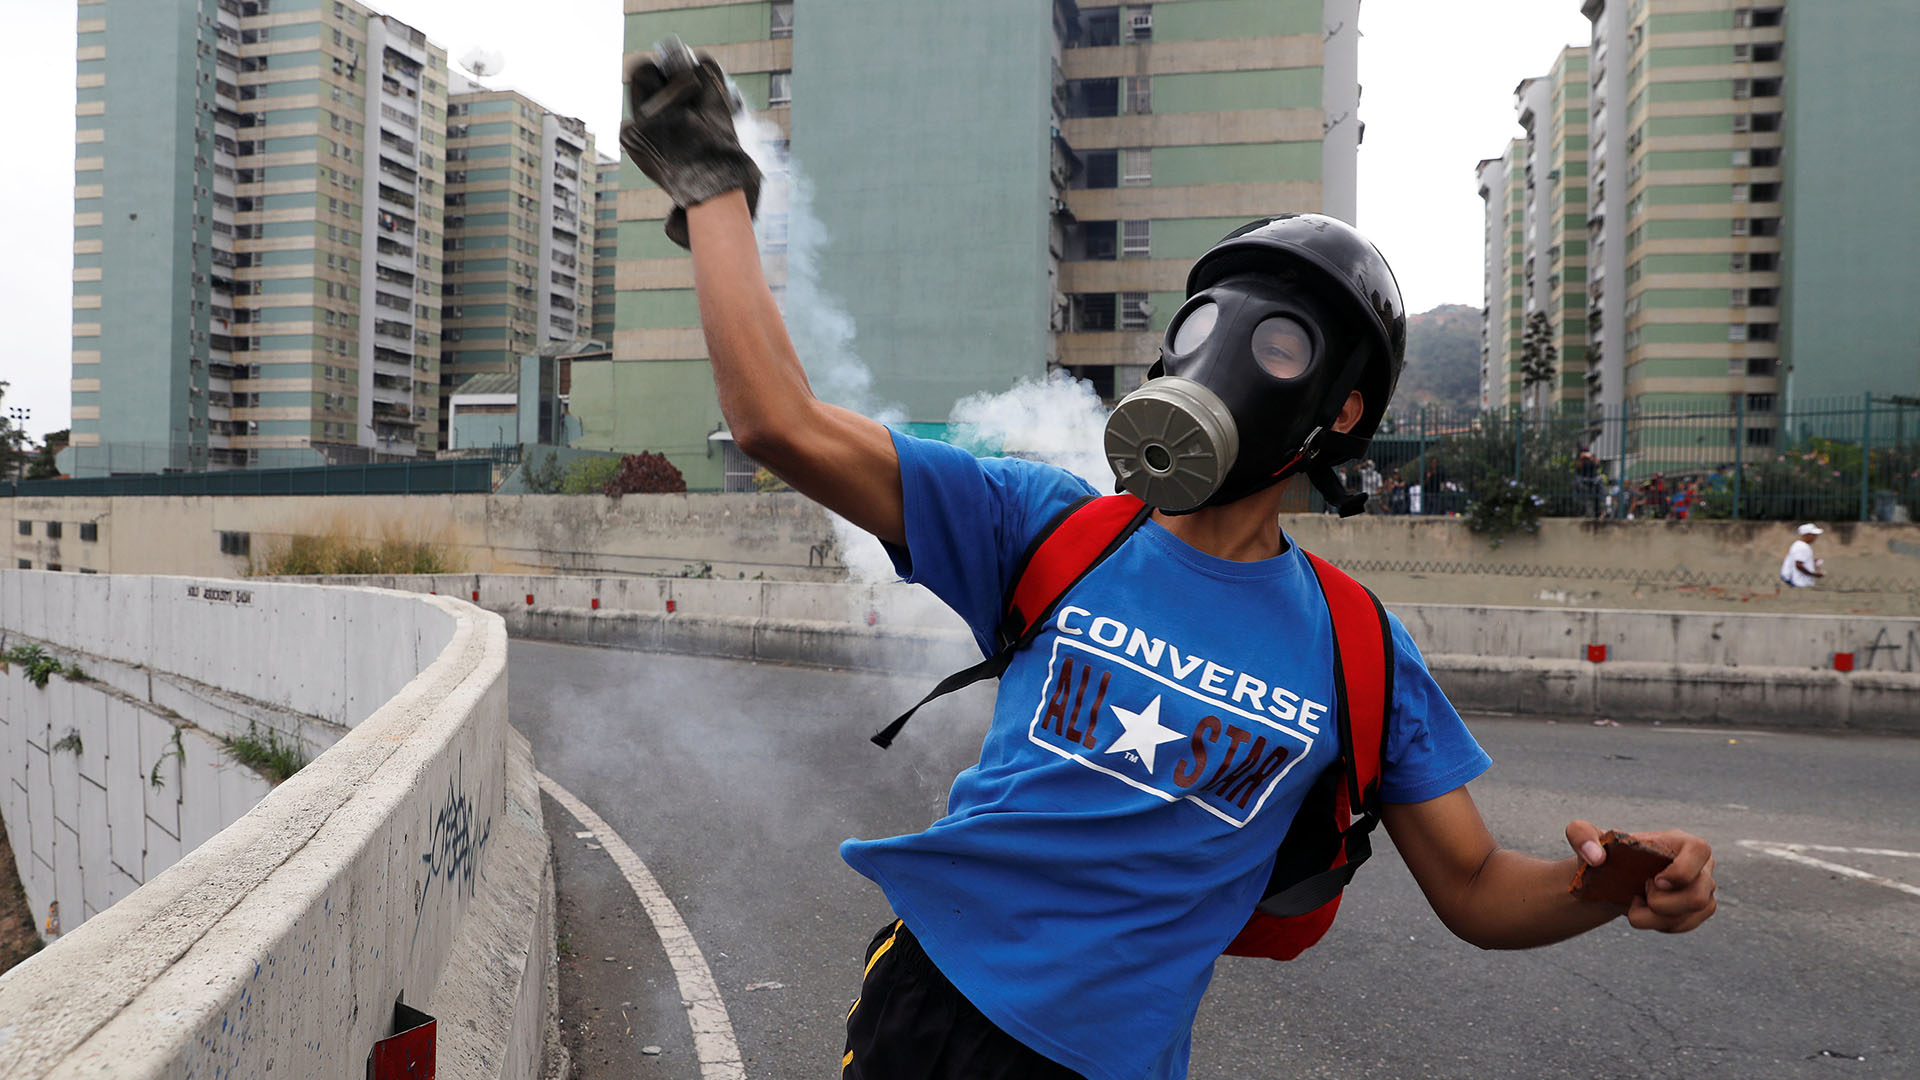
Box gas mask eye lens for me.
[1170,301,1219,356]
[1251,316,1314,380]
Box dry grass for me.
[250,514,465,577]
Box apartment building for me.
[606,0,1361,489]
[1483,1,1920,465]
[67,0,449,475]
[1474,142,1520,411]
[1478,50,1591,415]
[438,77,597,449]
[591,157,619,344]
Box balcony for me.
[374,318,413,342]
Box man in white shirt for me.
[1781,523,1825,587]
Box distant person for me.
[1781,523,1826,587]
[1574,448,1601,518]
[621,40,1717,1080]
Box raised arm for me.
[1382,788,1716,950]
[622,41,904,545]
[683,195,904,545]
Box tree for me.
[1519,311,1559,418]
[0,381,25,480]
[1393,304,1482,416]
[25,430,68,480]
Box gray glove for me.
[620,36,762,249]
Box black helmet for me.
[1185,214,1406,442]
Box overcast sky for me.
[0,0,1590,440]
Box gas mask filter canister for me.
[1105,276,1355,514]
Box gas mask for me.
[1104,274,1373,514]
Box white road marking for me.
[538,771,746,1080]
[1738,839,1920,900]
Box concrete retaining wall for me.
[296,573,1920,733]
[9,493,1920,612]
[0,571,554,1079]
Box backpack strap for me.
[1250,551,1393,917]
[871,494,1152,748]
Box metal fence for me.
[1353,393,1920,522]
[0,458,493,498]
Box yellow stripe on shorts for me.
[863,920,903,979]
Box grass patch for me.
[247,513,465,577]
[222,722,307,785]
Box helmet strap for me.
[1309,463,1369,518]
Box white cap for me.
[1798,523,1824,536]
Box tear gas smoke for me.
[736,109,902,427]
[950,373,1114,490]
[731,104,1120,579]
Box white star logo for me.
[1103,695,1185,774]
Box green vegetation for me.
[2,645,63,689]
[1394,304,1481,415]
[221,722,307,785]
[254,524,463,576]
[51,731,82,756]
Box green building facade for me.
[609,0,1361,490]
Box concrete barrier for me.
[290,573,1920,733]
[0,571,555,1079]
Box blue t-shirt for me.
[841,432,1490,1080]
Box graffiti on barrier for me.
[414,755,492,938]
[185,584,254,604]
[1857,626,1920,672]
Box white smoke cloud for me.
[949,374,1113,489]
[729,104,1120,579]
[736,109,902,426]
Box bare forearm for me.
[1442,848,1621,950]
[684,192,815,449]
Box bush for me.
[601,451,686,496]
[559,456,621,494]
[1466,481,1545,547]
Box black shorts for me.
[842,920,1086,1080]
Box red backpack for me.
[872,493,1392,962]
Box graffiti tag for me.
[1857,626,1920,672]
[185,584,253,604]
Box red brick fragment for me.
[1569,830,1675,905]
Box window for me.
[1730,288,1749,307]
[1732,43,1751,62]
[45,522,62,540]
[1125,75,1152,114]
[1125,6,1153,42]
[1120,292,1152,331]
[1731,218,1750,236]
[1727,324,1748,343]
[770,1,793,38]
[1121,219,1150,256]
[1747,393,1776,413]
[1121,147,1151,185]
[1745,426,1775,447]
[46,564,60,573]
[1075,220,1117,260]
[1072,293,1118,332]
[15,560,28,570]
[1732,115,1751,133]
[768,70,792,106]
[16,521,28,536]
[79,523,98,542]
[1733,79,1751,101]
[1066,78,1119,118]
[1078,149,1119,189]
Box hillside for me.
[1394,303,1481,415]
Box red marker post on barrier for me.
[1834,652,1855,673]
[1587,644,1608,663]
[591,598,600,610]
[666,599,677,614]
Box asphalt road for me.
[512,640,1920,1080]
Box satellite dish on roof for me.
[459,48,506,78]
